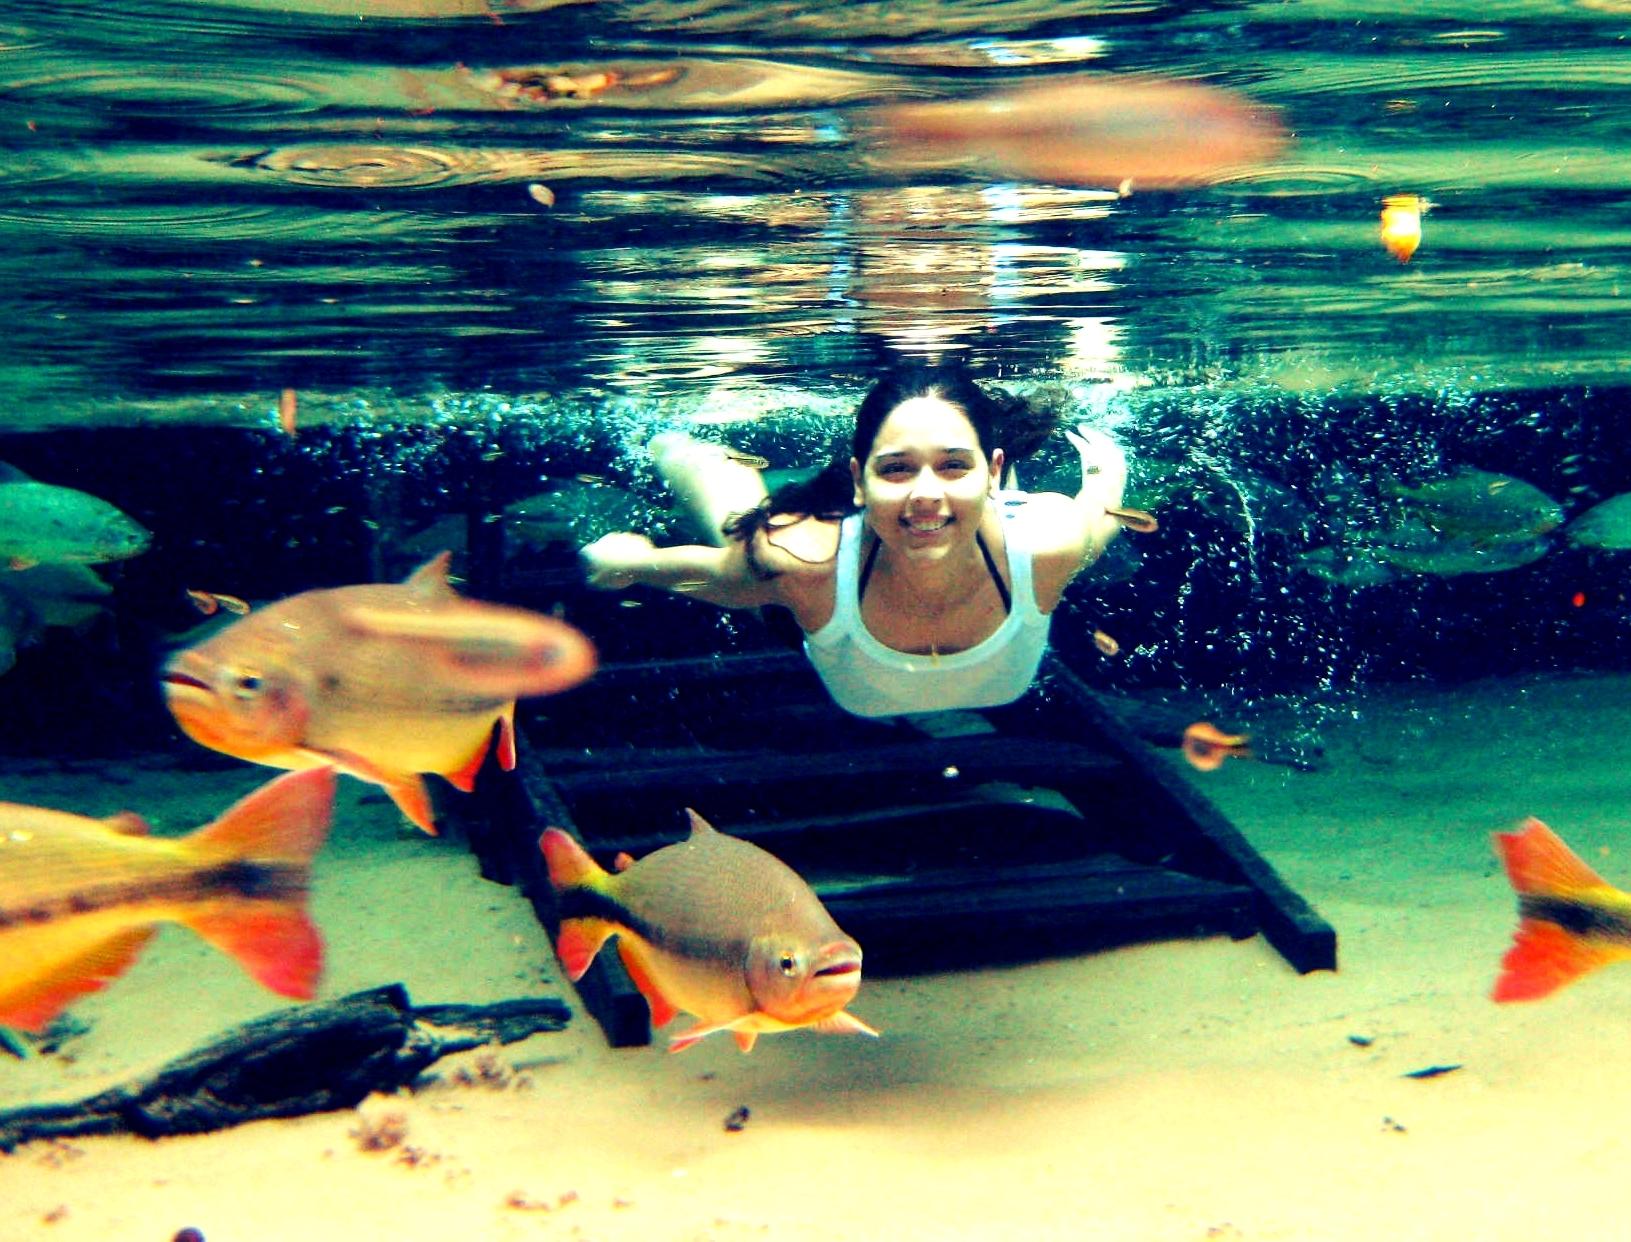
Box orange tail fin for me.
[178,767,337,1000]
[0,928,156,1033]
[1492,817,1631,1002]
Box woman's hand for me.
[580,531,656,590]
[1063,424,1126,480]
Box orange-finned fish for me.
[0,767,335,1033]
[1181,721,1253,772]
[540,811,879,1053]
[161,552,597,836]
[1380,193,1429,263]
[1492,817,1631,1002]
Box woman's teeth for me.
[906,517,949,532]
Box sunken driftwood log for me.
[0,983,569,1152]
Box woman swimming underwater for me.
[580,362,1133,717]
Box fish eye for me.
[232,672,265,698]
[778,951,800,977]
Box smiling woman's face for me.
[851,394,1004,563]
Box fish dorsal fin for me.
[684,807,717,838]
[100,811,152,837]
[404,551,459,601]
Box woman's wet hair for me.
[723,361,1065,561]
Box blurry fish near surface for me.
[161,552,597,835]
[1492,817,1631,1002]
[1380,193,1430,263]
[0,462,151,571]
[864,74,1286,190]
[0,768,335,1033]
[541,811,878,1053]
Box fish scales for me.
[611,830,836,955]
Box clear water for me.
[2,0,1628,415]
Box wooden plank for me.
[1038,656,1338,973]
[547,735,1121,799]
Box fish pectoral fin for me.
[555,918,618,982]
[180,902,323,1000]
[303,748,438,836]
[807,1009,882,1039]
[442,728,493,794]
[0,927,156,1034]
[667,1016,757,1055]
[1492,918,1631,1002]
[496,705,517,771]
[615,939,679,1028]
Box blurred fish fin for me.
[7,557,38,571]
[616,939,678,1027]
[666,1017,741,1053]
[807,1009,881,1038]
[188,768,336,865]
[404,550,458,600]
[308,747,437,836]
[538,827,610,891]
[0,461,31,483]
[181,903,323,1000]
[496,706,517,771]
[554,918,617,982]
[0,927,155,1033]
[1497,817,1612,896]
[1492,918,1628,1002]
[442,730,493,793]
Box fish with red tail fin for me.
[161,552,597,835]
[540,811,878,1053]
[0,767,336,1032]
[1492,817,1631,1002]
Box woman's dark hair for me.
[723,362,1064,556]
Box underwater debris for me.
[723,1105,751,1132]
[0,985,569,1151]
[350,1108,409,1153]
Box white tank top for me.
[803,495,1052,717]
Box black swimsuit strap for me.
[977,530,1013,614]
[856,525,1011,614]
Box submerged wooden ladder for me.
[455,648,1336,1047]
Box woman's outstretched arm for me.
[580,531,784,608]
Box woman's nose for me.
[907,467,944,499]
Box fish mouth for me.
[813,960,861,978]
[160,670,211,694]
